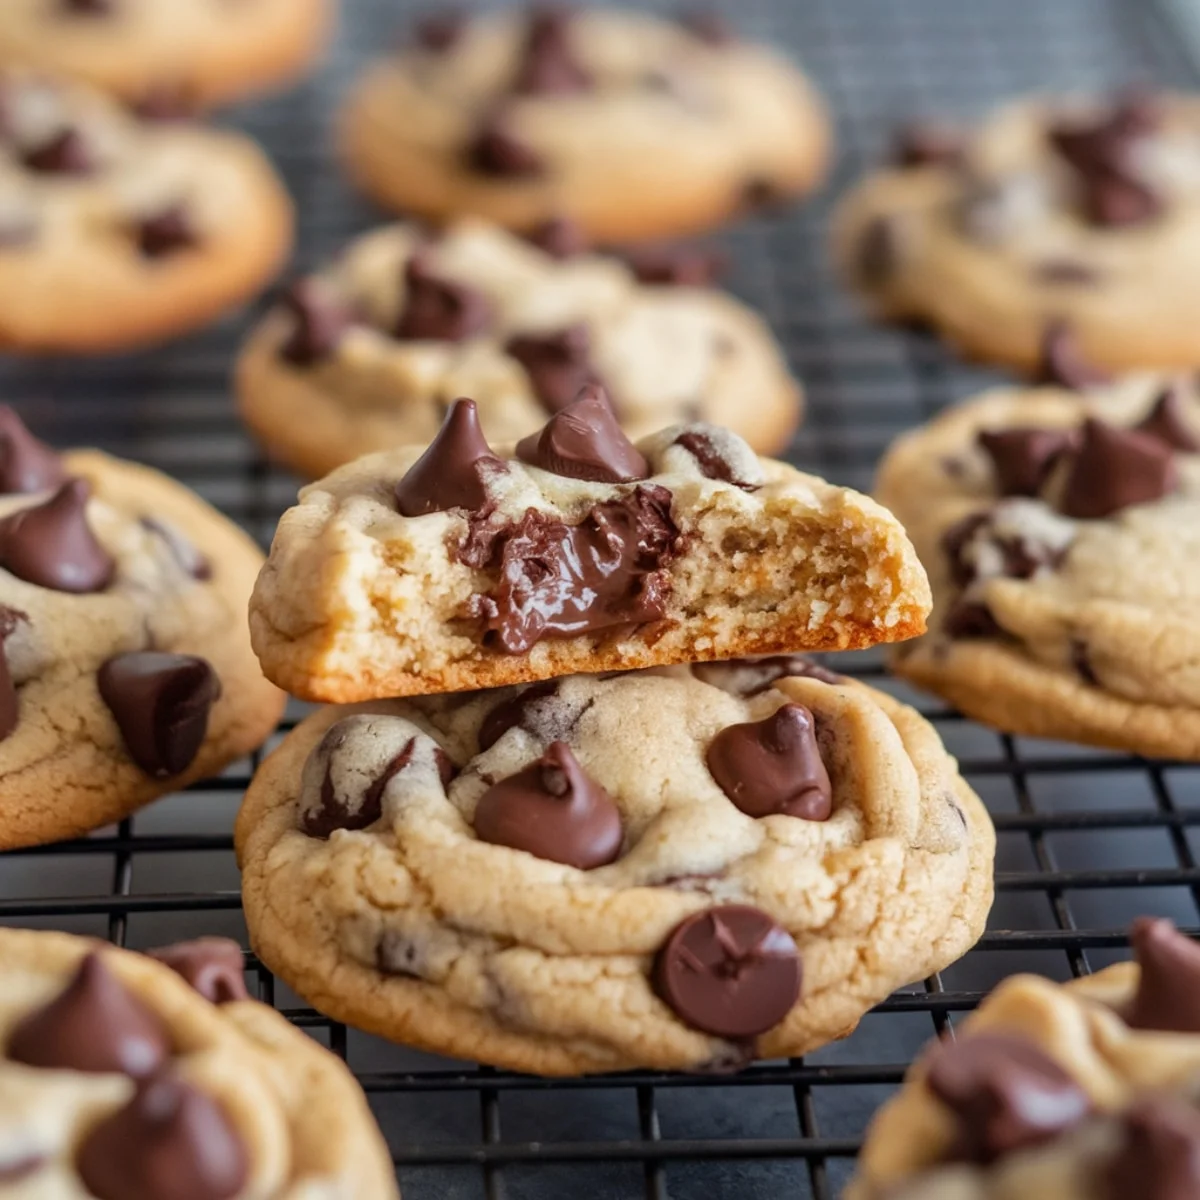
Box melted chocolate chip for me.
[147,939,248,1006]
[943,599,1003,640]
[1137,386,1200,452]
[692,655,843,695]
[707,704,832,820]
[1035,321,1112,390]
[279,279,353,367]
[512,7,592,95]
[978,426,1078,496]
[523,215,589,259]
[76,1074,248,1200]
[674,431,759,490]
[925,1032,1091,1163]
[465,485,680,654]
[479,680,560,751]
[98,653,221,778]
[654,905,801,1039]
[7,953,170,1077]
[621,243,726,287]
[395,397,505,517]
[414,8,465,52]
[893,122,965,168]
[474,740,622,869]
[1125,917,1200,1033]
[0,479,114,593]
[506,324,603,414]
[516,385,649,483]
[856,216,900,286]
[468,112,544,177]
[678,9,734,45]
[1105,1095,1200,1200]
[137,204,196,259]
[396,255,491,342]
[0,406,65,494]
[23,127,93,174]
[1059,418,1177,519]
[140,517,212,581]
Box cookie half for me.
[237,219,802,478]
[236,660,993,1076]
[0,928,398,1197]
[848,918,1200,1200]
[337,7,831,242]
[0,408,284,849]
[249,396,931,702]
[834,93,1200,371]
[0,70,293,352]
[876,374,1200,758]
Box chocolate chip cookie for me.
[236,660,993,1076]
[0,408,284,849]
[249,395,931,702]
[848,918,1200,1200]
[0,928,397,1196]
[876,371,1200,758]
[834,92,1200,371]
[337,6,831,242]
[0,0,331,112]
[236,218,802,478]
[0,69,292,352]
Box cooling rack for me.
[3,1,1200,1197]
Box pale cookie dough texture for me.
[338,6,831,242]
[0,411,285,849]
[248,404,931,703]
[236,662,994,1076]
[236,219,803,478]
[0,69,293,352]
[0,927,398,1198]
[0,0,332,111]
[848,918,1200,1200]
[876,376,1200,758]
[834,93,1200,371]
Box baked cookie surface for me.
[338,6,830,242]
[876,374,1200,758]
[237,219,802,478]
[0,408,284,849]
[0,927,398,1197]
[834,93,1200,371]
[0,69,292,352]
[236,660,993,1076]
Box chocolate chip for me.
[740,177,789,213]
[1032,258,1102,286]
[620,243,726,287]
[1105,1095,1200,1200]
[279,278,353,367]
[7,953,170,1077]
[856,216,899,286]
[1137,386,1200,452]
[707,704,832,820]
[474,740,622,869]
[467,112,545,177]
[943,599,1003,640]
[942,510,1065,590]
[137,203,196,259]
[467,485,680,654]
[978,427,1077,496]
[512,7,592,95]
[506,324,603,414]
[678,9,735,45]
[98,653,221,778]
[892,122,965,168]
[523,215,589,259]
[516,385,649,483]
[1035,321,1112,390]
[395,397,506,517]
[147,939,248,1006]
[925,1032,1091,1163]
[1059,418,1177,519]
[692,655,843,696]
[479,680,560,751]
[0,479,114,593]
[0,406,65,494]
[396,255,491,342]
[1125,917,1200,1033]
[23,127,93,174]
[1071,638,1098,686]
[675,430,759,490]
[654,905,801,1039]
[76,1074,248,1200]
[414,8,465,52]
[140,517,212,581]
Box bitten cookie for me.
[848,918,1200,1200]
[236,659,993,1076]
[834,92,1200,371]
[248,395,931,702]
[0,69,292,352]
[0,0,331,112]
[876,374,1200,758]
[0,408,284,849]
[0,928,398,1197]
[237,218,802,478]
[337,6,830,242]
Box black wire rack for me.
[4,1,1200,1197]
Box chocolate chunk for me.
[76,1074,248,1200]
[621,243,726,287]
[140,517,212,581]
[506,324,603,414]
[7,953,170,1077]
[674,431,759,491]
[1125,917,1200,1033]
[692,655,843,695]
[137,203,196,259]
[893,122,964,168]
[396,255,491,342]
[1035,321,1112,390]
[678,9,734,45]
[98,653,221,778]
[654,905,801,1038]
[279,278,353,367]
[925,1032,1091,1163]
[1033,258,1102,286]
[943,599,1003,640]
[1137,386,1200,452]
[523,215,589,259]
[1059,417,1177,519]
[0,1157,43,1183]
[978,427,1077,496]
[512,7,592,95]
[23,127,93,174]
[941,510,1065,590]
[1105,1095,1200,1200]
[467,485,680,654]
[0,406,65,494]
[707,703,833,820]
[395,397,505,517]
[1071,638,1098,686]
[414,9,465,52]
[856,216,899,286]
[468,112,545,177]
[147,939,248,1006]
[516,385,649,483]
[0,479,114,593]
[479,680,560,751]
[474,740,622,869]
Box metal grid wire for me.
[3,1,1200,1197]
